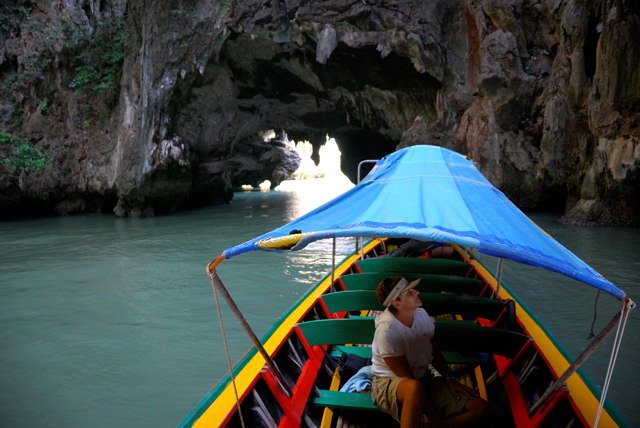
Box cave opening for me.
[216,32,440,183]
[238,130,356,214]
[286,126,396,183]
[182,30,443,210]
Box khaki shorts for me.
[372,374,468,423]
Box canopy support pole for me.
[529,297,634,416]
[208,265,293,398]
[330,238,336,292]
[357,159,378,183]
[354,159,377,262]
[492,258,504,299]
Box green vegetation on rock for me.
[64,15,128,101]
[0,132,49,173]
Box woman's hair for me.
[376,276,402,314]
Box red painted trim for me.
[261,330,325,428]
[261,326,328,428]
[317,298,333,318]
[488,305,508,327]
[529,387,569,426]
[497,340,534,378]
[502,373,533,428]
[476,282,490,297]
[293,326,326,364]
[288,352,323,419]
[468,268,493,297]
[503,326,561,381]
[261,369,300,427]
[496,342,571,427]
[476,316,491,327]
[277,417,296,428]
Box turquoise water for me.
[0,183,638,427]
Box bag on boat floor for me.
[329,351,372,380]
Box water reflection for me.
[277,176,354,221]
[282,238,357,288]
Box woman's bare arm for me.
[383,356,414,378]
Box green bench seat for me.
[354,257,473,276]
[313,389,377,411]
[321,290,507,320]
[338,272,486,295]
[300,318,375,347]
[333,345,373,359]
[297,318,530,359]
[331,344,483,365]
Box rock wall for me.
[1,0,638,224]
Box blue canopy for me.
[222,145,625,300]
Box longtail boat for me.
[180,145,634,427]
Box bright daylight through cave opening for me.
[241,131,353,193]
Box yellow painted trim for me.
[320,367,342,428]
[474,365,488,401]
[466,256,618,427]
[451,312,488,402]
[193,240,381,427]
[256,233,308,249]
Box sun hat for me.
[382,277,421,307]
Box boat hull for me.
[180,239,628,428]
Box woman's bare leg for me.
[445,396,489,427]
[397,379,451,428]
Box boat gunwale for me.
[179,239,380,427]
[181,240,630,428]
[468,250,630,427]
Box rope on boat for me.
[210,273,246,428]
[378,238,386,255]
[594,297,635,427]
[529,297,635,418]
[207,267,293,398]
[587,290,601,339]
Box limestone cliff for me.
[0,0,638,224]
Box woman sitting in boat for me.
[371,276,488,427]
